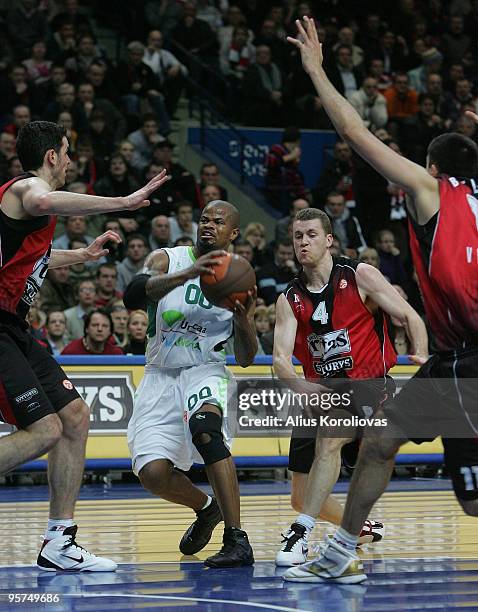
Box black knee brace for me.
[189,411,231,465]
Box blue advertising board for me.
[188,126,337,189]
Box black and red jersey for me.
[285,257,397,380]
[0,174,57,325]
[409,176,478,351]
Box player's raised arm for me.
[355,263,429,365]
[288,17,438,222]
[18,171,170,217]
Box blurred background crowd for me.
[1,0,475,357]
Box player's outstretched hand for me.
[83,230,122,261]
[124,169,170,211]
[187,250,228,278]
[233,285,257,323]
[287,16,323,75]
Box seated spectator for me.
[218,6,253,57]
[65,33,105,80]
[233,238,254,264]
[405,94,444,164]
[170,201,198,244]
[265,126,308,214]
[367,58,392,93]
[0,132,16,183]
[87,109,115,163]
[77,82,127,145]
[383,73,419,129]
[324,191,366,259]
[2,104,31,138]
[48,19,77,63]
[144,0,184,42]
[201,184,222,207]
[425,73,454,128]
[95,264,123,309]
[334,27,364,68]
[242,44,285,127]
[57,110,78,154]
[128,114,164,171]
[220,25,256,80]
[376,229,408,290]
[50,0,92,37]
[448,78,476,124]
[43,311,69,356]
[152,140,197,205]
[116,234,149,293]
[22,41,52,85]
[1,65,38,116]
[275,197,309,243]
[253,18,290,74]
[315,141,355,208]
[254,305,271,337]
[443,62,466,95]
[142,29,188,116]
[53,215,94,250]
[348,77,388,131]
[44,82,88,132]
[110,303,129,349]
[149,215,172,250]
[64,279,97,340]
[116,41,170,136]
[327,44,363,98]
[198,162,228,206]
[441,15,472,65]
[330,234,345,257]
[62,309,124,355]
[372,29,409,75]
[6,157,24,180]
[256,239,296,305]
[123,310,148,355]
[74,136,105,187]
[359,247,380,269]
[243,222,267,268]
[94,154,140,202]
[407,47,443,94]
[85,60,118,103]
[454,113,478,144]
[390,323,411,356]
[7,0,48,61]
[171,2,218,75]
[40,266,77,313]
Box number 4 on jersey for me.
[312,300,328,324]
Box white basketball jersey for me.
[145,246,233,368]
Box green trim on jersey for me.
[188,246,197,263]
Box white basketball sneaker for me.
[37,525,117,572]
[275,522,309,567]
[283,535,367,584]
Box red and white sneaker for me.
[37,525,117,572]
[357,520,384,545]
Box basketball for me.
[200,252,256,310]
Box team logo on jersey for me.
[339,279,348,289]
[307,328,351,361]
[313,356,353,376]
[22,250,51,307]
[62,380,74,390]
[161,310,185,326]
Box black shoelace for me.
[280,528,305,552]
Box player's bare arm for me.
[6,170,169,218]
[273,294,330,394]
[288,17,439,224]
[144,249,228,303]
[49,230,122,268]
[355,263,429,365]
[232,286,258,368]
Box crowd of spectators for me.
[1,0,476,357]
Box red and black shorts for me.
[288,376,394,474]
[0,323,80,429]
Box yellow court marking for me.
[1,489,477,566]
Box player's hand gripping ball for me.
[200,252,256,310]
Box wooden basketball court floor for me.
[0,480,477,611]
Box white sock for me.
[296,513,315,534]
[45,519,75,541]
[200,495,212,511]
[333,527,358,551]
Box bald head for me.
[204,200,240,229]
